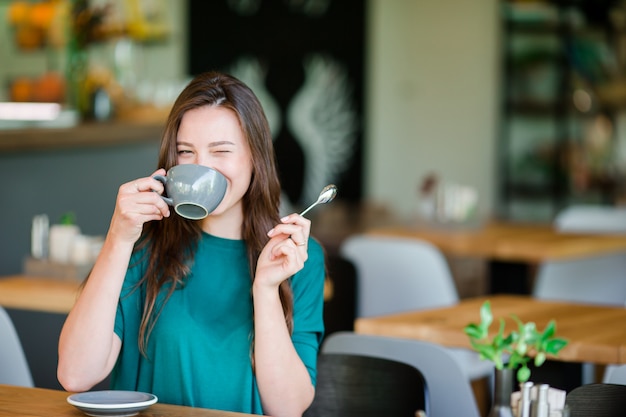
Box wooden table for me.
[0,384,253,417]
[0,275,80,314]
[355,295,626,365]
[368,221,626,263]
[0,274,335,313]
[368,221,626,293]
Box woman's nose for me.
[193,154,206,166]
[194,155,213,168]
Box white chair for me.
[532,254,626,306]
[322,331,481,417]
[0,306,34,387]
[533,204,626,306]
[339,234,494,382]
[554,205,626,234]
[603,364,626,385]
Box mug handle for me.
[153,175,174,206]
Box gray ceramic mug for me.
[153,164,227,220]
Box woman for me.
[57,72,326,417]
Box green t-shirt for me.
[110,233,325,414]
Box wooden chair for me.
[0,306,34,387]
[565,383,626,417]
[304,352,428,417]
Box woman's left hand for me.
[255,213,311,289]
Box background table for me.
[0,275,80,314]
[368,221,626,262]
[368,221,626,293]
[355,295,626,365]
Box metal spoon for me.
[299,184,338,217]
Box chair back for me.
[0,306,34,387]
[554,205,626,234]
[304,352,428,417]
[340,234,458,317]
[533,253,626,306]
[533,205,626,306]
[565,383,626,417]
[321,332,481,417]
[602,364,626,385]
[322,255,357,335]
[340,234,494,383]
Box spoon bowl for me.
[300,184,338,216]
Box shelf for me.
[0,120,164,153]
[498,0,624,220]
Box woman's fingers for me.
[291,238,307,247]
[267,213,311,248]
[256,213,313,287]
[126,169,166,194]
[257,235,306,287]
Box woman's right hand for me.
[108,168,171,243]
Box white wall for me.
[365,0,500,220]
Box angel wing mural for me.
[189,0,365,206]
[231,54,358,208]
[286,54,358,205]
[229,56,282,139]
[229,56,295,215]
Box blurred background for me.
[1,0,626,276]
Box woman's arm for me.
[253,214,318,417]
[253,283,315,417]
[57,170,170,392]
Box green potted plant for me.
[464,300,568,417]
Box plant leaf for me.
[479,301,493,331]
[517,364,531,383]
[541,320,556,339]
[545,338,569,355]
[534,351,546,367]
[464,323,484,340]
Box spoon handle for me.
[299,202,319,217]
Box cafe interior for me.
[1,0,626,416]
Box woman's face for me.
[176,105,253,222]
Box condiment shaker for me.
[518,381,533,417]
[531,384,550,417]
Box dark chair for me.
[322,255,357,336]
[304,353,428,417]
[565,383,626,417]
[322,332,480,417]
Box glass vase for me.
[488,367,515,417]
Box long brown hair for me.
[134,72,292,354]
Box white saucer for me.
[67,390,158,417]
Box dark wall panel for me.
[188,0,366,208]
